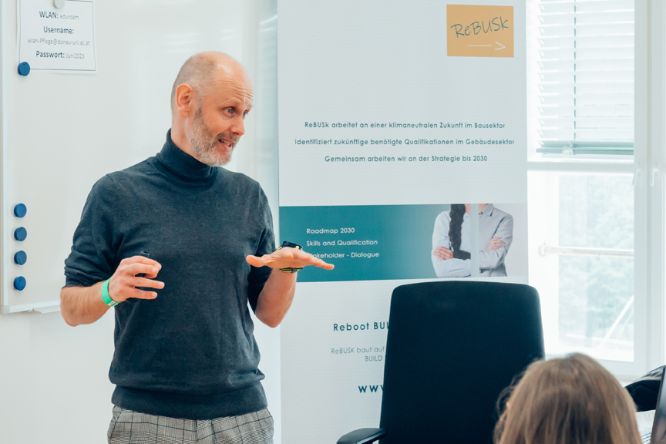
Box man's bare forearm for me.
[254,270,297,328]
[60,282,109,326]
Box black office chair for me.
[337,281,544,444]
[626,365,665,411]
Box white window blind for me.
[536,0,634,155]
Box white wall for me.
[0,313,115,443]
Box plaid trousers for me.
[107,406,274,444]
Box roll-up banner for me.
[278,1,526,441]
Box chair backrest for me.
[379,281,544,444]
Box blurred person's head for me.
[495,353,641,444]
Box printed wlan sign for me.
[18,0,96,72]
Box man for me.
[60,51,333,444]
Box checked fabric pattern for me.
[107,406,273,444]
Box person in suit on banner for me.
[431,203,513,277]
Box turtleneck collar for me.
[155,130,217,184]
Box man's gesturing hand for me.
[245,247,335,271]
[108,255,165,303]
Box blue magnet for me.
[14,227,27,241]
[17,62,30,77]
[13,276,26,291]
[14,203,27,218]
[14,251,27,265]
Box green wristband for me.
[101,279,119,307]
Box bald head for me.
[170,52,251,112]
[169,52,254,166]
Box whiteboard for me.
[1,0,261,313]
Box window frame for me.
[526,0,664,379]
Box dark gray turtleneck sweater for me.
[64,132,274,419]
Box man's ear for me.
[174,83,195,115]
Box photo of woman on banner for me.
[431,203,513,277]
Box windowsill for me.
[527,155,634,173]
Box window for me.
[528,170,635,363]
[526,0,654,376]
[534,0,634,155]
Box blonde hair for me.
[495,353,641,444]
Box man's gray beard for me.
[189,109,231,166]
[190,136,228,166]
